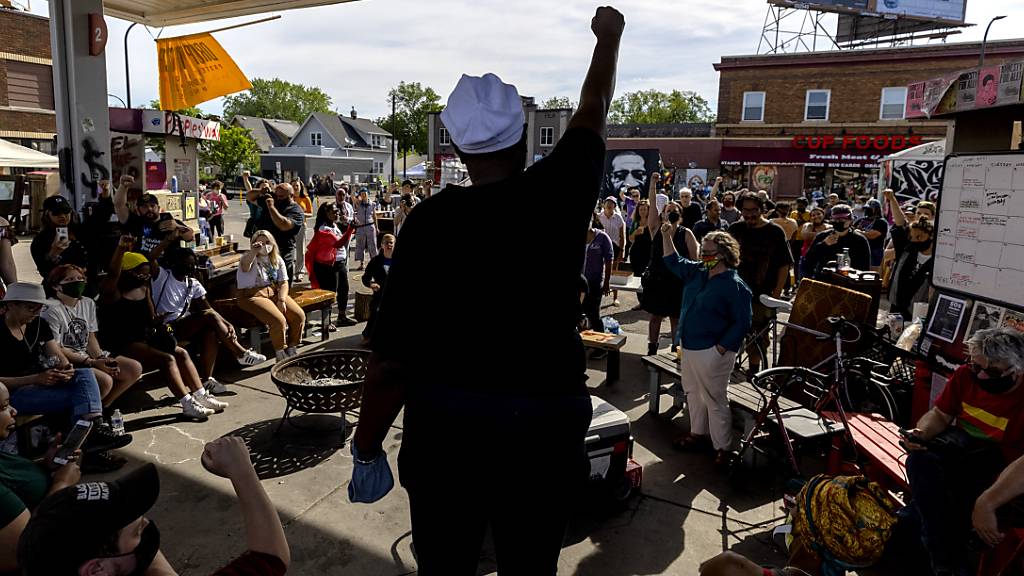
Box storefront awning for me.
[103,0,360,27]
[0,138,59,169]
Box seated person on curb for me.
[0,382,83,573]
[905,327,1024,576]
[97,238,226,420]
[800,204,870,279]
[17,436,291,576]
[0,282,129,470]
[155,247,267,393]
[114,176,195,263]
[30,195,92,286]
[42,264,143,406]
[237,231,306,362]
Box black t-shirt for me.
[728,220,793,296]
[30,227,89,280]
[803,229,872,277]
[854,216,889,253]
[0,316,53,377]
[254,201,304,261]
[370,127,605,397]
[681,203,703,230]
[125,214,174,257]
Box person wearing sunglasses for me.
[904,327,1024,576]
[30,195,91,284]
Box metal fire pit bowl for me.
[269,349,369,434]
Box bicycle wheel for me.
[842,374,898,422]
[733,335,765,383]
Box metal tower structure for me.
[758,4,839,54]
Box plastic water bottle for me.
[839,248,851,275]
[602,316,621,335]
[110,409,125,437]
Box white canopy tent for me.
[0,139,59,170]
[879,139,946,164]
[103,0,358,26]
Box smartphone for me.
[56,226,69,242]
[159,213,173,222]
[53,419,93,465]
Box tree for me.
[608,89,715,124]
[541,96,576,109]
[374,82,443,157]
[200,124,260,178]
[223,78,333,124]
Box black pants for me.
[399,391,592,576]
[582,279,603,333]
[313,261,349,313]
[209,214,224,237]
[362,293,382,338]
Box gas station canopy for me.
[102,0,358,27]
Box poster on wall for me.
[976,66,1001,110]
[955,71,978,112]
[685,169,708,192]
[966,302,1005,338]
[1003,310,1024,333]
[998,62,1024,106]
[926,293,967,344]
[602,149,661,199]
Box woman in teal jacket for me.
[661,226,752,470]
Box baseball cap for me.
[440,73,525,155]
[18,463,160,576]
[121,252,148,271]
[830,204,853,221]
[42,195,72,214]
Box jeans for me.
[11,368,103,424]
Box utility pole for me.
[391,92,396,184]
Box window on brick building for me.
[742,92,765,122]
[5,61,54,111]
[880,87,907,120]
[540,126,554,146]
[805,90,830,121]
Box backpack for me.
[791,474,897,576]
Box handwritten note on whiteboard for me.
[935,154,1024,307]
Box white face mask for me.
[263,244,273,255]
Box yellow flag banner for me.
[157,32,252,110]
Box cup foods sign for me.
[792,134,923,151]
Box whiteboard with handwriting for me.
[934,154,1024,306]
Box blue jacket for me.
[663,255,753,352]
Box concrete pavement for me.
[10,205,795,575]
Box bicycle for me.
[731,316,903,478]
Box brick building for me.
[0,7,57,154]
[713,39,1024,198]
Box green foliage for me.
[608,89,715,124]
[374,82,444,155]
[222,78,333,124]
[541,96,576,109]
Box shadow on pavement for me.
[222,415,350,480]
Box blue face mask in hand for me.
[348,444,394,503]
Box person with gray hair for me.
[661,227,751,471]
[904,326,1024,576]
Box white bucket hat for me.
[1,282,49,307]
[440,73,525,155]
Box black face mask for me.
[274,198,291,211]
[833,221,850,232]
[975,366,1018,395]
[104,521,160,576]
[121,273,149,289]
[912,239,932,251]
[171,263,195,279]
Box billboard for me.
[769,0,968,24]
[874,0,967,24]
[836,13,958,45]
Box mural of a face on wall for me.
[603,150,660,198]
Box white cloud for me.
[27,0,1024,120]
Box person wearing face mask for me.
[720,191,741,225]
[360,234,395,346]
[30,195,91,284]
[97,239,220,420]
[18,437,291,576]
[249,182,306,282]
[884,189,934,320]
[642,173,699,356]
[904,328,1024,576]
[152,248,266,393]
[237,231,305,361]
[853,198,888,269]
[43,264,143,407]
[306,202,357,329]
[801,204,870,280]
[661,229,751,470]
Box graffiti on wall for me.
[110,134,144,184]
[80,137,110,199]
[891,160,944,203]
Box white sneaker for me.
[237,349,266,366]
[204,377,228,395]
[286,346,298,357]
[194,389,228,412]
[181,395,213,419]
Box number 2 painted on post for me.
[88,13,107,56]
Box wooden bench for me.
[642,352,686,416]
[212,288,337,348]
[822,411,908,491]
[581,330,627,383]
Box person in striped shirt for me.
[905,327,1024,576]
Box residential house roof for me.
[293,112,391,149]
[231,116,300,152]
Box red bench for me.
[823,411,908,494]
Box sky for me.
[22,0,1024,120]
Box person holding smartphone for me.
[113,176,194,263]
[0,383,83,573]
[30,195,91,285]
